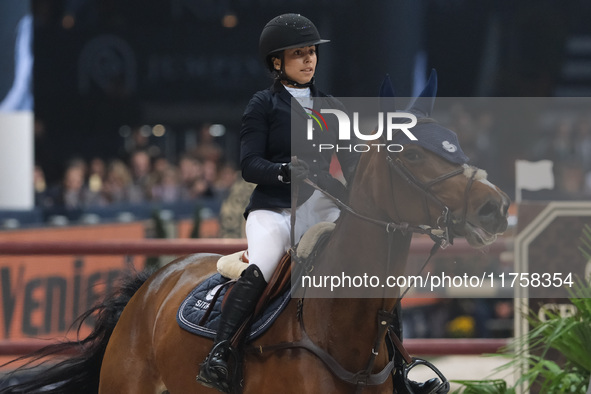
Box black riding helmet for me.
[259,14,329,85]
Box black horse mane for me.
[0,269,153,394]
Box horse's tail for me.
[0,269,152,394]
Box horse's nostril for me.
[478,201,498,217]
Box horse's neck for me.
[328,211,413,283]
[302,212,412,366]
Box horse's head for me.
[351,70,509,248]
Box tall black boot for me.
[197,264,267,393]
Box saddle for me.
[176,222,335,341]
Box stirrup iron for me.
[400,357,450,394]
[197,341,238,393]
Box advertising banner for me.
[0,223,146,341]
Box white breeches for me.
[245,190,340,281]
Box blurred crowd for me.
[34,148,237,211]
[529,115,591,198]
[32,103,591,214]
[440,102,591,200]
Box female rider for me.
[197,13,359,392]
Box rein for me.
[255,154,473,393]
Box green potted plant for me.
[453,225,591,393]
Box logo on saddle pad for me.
[205,284,224,301]
[193,284,225,310]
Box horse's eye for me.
[403,150,421,161]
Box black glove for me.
[317,172,349,202]
[278,160,309,184]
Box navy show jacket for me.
[240,80,360,217]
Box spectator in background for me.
[45,160,100,210]
[67,157,88,179]
[101,159,134,204]
[192,177,214,198]
[548,119,574,163]
[179,154,200,199]
[128,150,152,202]
[152,156,172,178]
[33,164,48,206]
[528,117,590,198]
[213,162,238,200]
[202,159,218,191]
[151,165,182,203]
[179,154,213,200]
[194,123,224,163]
[88,157,106,194]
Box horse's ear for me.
[379,74,395,98]
[408,68,438,117]
[379,74,395,112]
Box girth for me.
[248,300,397,390]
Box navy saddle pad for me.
[177,273,291,340]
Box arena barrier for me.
[0,236,510,255]
[0,237,512,357]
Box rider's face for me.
[273,46,317,85]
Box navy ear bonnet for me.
[395,122,470,165]
[380,70,469,165]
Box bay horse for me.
[0,71,509,393]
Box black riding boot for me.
[197,264,267,393]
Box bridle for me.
[384,153,478,249]
[301,146,478,303]
[254,148,478,393]
[309,148,477,250]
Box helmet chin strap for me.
[280,75,315,88]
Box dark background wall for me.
[29,0,591,183]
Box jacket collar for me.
[271,78,320,95]
[272,79,322,120]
